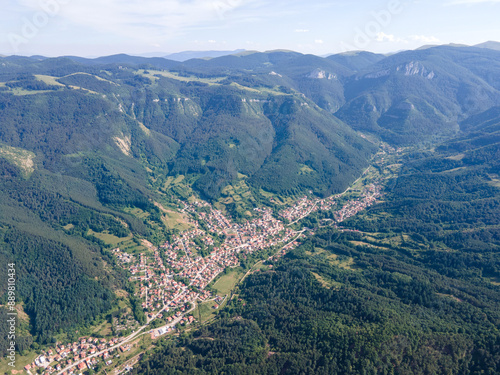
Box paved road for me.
[56,287,189,375]
[55,325,147,375]
[55,167,372,375]
[287,202,318,226]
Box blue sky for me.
[1,0,500,57]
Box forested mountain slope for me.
[131,105,500,375]
[337,46,500,144]
[1,45,500,362]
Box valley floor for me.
[16,146,401,375]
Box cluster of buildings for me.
[111,248,135,264]
[279,195,337,223]
[107,200,309,330]
[111,187,384,332]
[279,196,318,222]
[40,178,384,375]
[333,183,382,223]
[25,337,122,375]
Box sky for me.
[1,0,500,57]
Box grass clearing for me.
[299,164,315,175]
[213,270,243,296]
[67,85,99,94]
[487,174,500,188]
[11,88,56,95]
[34,74,65,87]
[306,247,357,270]
[446,153,465,161]
[311,272,342,290]
[488,277,500,286]
[437,293,463,303]
[30,74,104,93]
[258,188,298,206]
[330,256,356,270]
[154,201,193,231]
[305,247,327,257]
[441,167,468,174]
[138,122,151,136]
[13,304,30,324]
[137,69,226,85]
[115,289,129,298]
[163,176,175,189]
[87,230,133,246]
[125,207,150,219]
[173,175,185,184]
[230,82,261,93]
[0,351,38,374]
[119,239,147,254]
[194,300,218,323]
[91,320,113,336]
[253,262,272,272]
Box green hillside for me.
[1,47,500,371]
[337,46,500,144]
[0,53,376,348]
[130,118,500,375]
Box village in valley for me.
[20,148,397,375]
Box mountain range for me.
[1,44,500,367]
[1,44,500,218]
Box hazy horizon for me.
[2,41,499,60]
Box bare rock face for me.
[307,68,337,80]
[397,61,435,80]
[361,62,435,80]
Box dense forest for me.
[1,46,500,372]
[0,158,140,346]
[131,120,500,374]
[0,228,116,343]
[132,230,500,374]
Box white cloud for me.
[375,33,438,45]
[409,35,440,43]
[295,29,310,33]
[375,32,397,42]
[13,0,255,44]
[315,39,324,44]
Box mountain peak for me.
[474,41,500,51]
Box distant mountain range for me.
[1,43,500,198]
[2,44,500,171]
[1,43,500,216]
[1,42,500,362]
[162,49,247,61]
[474,41,500,51]
[127,50,249,60]
[0,49,376,199]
